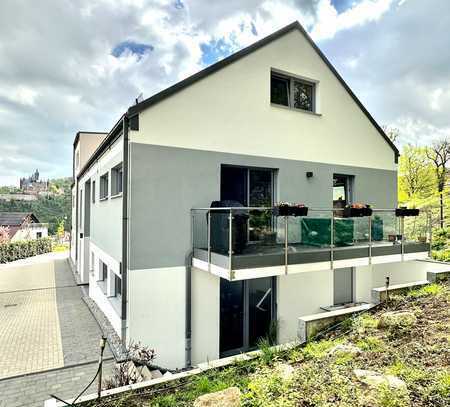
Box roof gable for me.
[0,212,39,226]
[127,21,398,158]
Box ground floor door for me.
[220,277,275,357]
[334,267,354,305]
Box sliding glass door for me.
[220,277,276,357]
[220,166,275,242]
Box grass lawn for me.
[82,282,450,407]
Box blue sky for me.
[0,0,449,185]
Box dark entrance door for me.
[220,277,275,357]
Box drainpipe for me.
[185,254,192,368]
[185,214,194,368]
[121,115,129,349]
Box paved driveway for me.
[0,253,114,406]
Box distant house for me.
[0,212,48,242]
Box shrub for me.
[0,238,52,263]
[432,249,450,262]
[431,227,450,250]
[408,283,445,298]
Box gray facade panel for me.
[129,144,397,270]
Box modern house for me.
[70,21,438,370]
[0,212,48,241]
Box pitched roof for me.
[0,212,40,226]
[127,21,399,158]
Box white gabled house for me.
[70,21,438,369]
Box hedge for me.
[0,238,52,263]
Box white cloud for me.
[0,0,449,185]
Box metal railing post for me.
[207,210,211,273]
[284,216,288,275]
[428,209,432,258]
[330,213,334,269]
[400,216,405,261]
[228,209,233,279]
[368,215,372,265]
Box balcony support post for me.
[284,216,288,275]
[330,214,334,270]
[228,209,233,280]
[368,216,372,265]
[207,210,211,273]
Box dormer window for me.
[271,71,316,113]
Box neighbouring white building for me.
[70,21,441,370]
[0,212,48,242]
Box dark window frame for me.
[270,71,316,113]
[92,180,96,204]
[115,274,122,297]
[111,163,123,196]
[99,172,109,200]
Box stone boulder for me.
[193,387,241,407]
[378,311,417,329]
[328,343,362,356]
[354,369,407,390]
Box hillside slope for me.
[85,283,450,407]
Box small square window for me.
[115,274,122,297]
[271,71,316,113]
[99,260,107,281]
[111,163,123,196]
[100,173,109,200]
[92,180,96,204]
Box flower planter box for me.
[342,206,372,218]
[273,205,308,217]
[395,208,420,217]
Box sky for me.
[0,0,449,186]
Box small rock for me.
[275,363,295,380]
[150,369,163,379]
[378,311,417,329]
[193,387,241,407]
[328,343,362,355]
[353,369,407,390]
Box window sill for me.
[111,192,123,199]
[270,103,322,117]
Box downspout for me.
[185,252,192,368]
[121,116,129,349]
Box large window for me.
[271,71,316,113]
[111,163,123,196]
[100,172,109,200]
[333,174,353,211]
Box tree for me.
[398,145,434,202]
[382,125,400,144]
[426,138,450,229]
[56,219,65,243]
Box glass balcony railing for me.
[191,207,431,276]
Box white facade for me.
[132,29,395,171]
[68,23,436,371]
[73,135,124,338]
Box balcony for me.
[191,207,431,281]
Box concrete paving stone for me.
[0,254,115,406]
